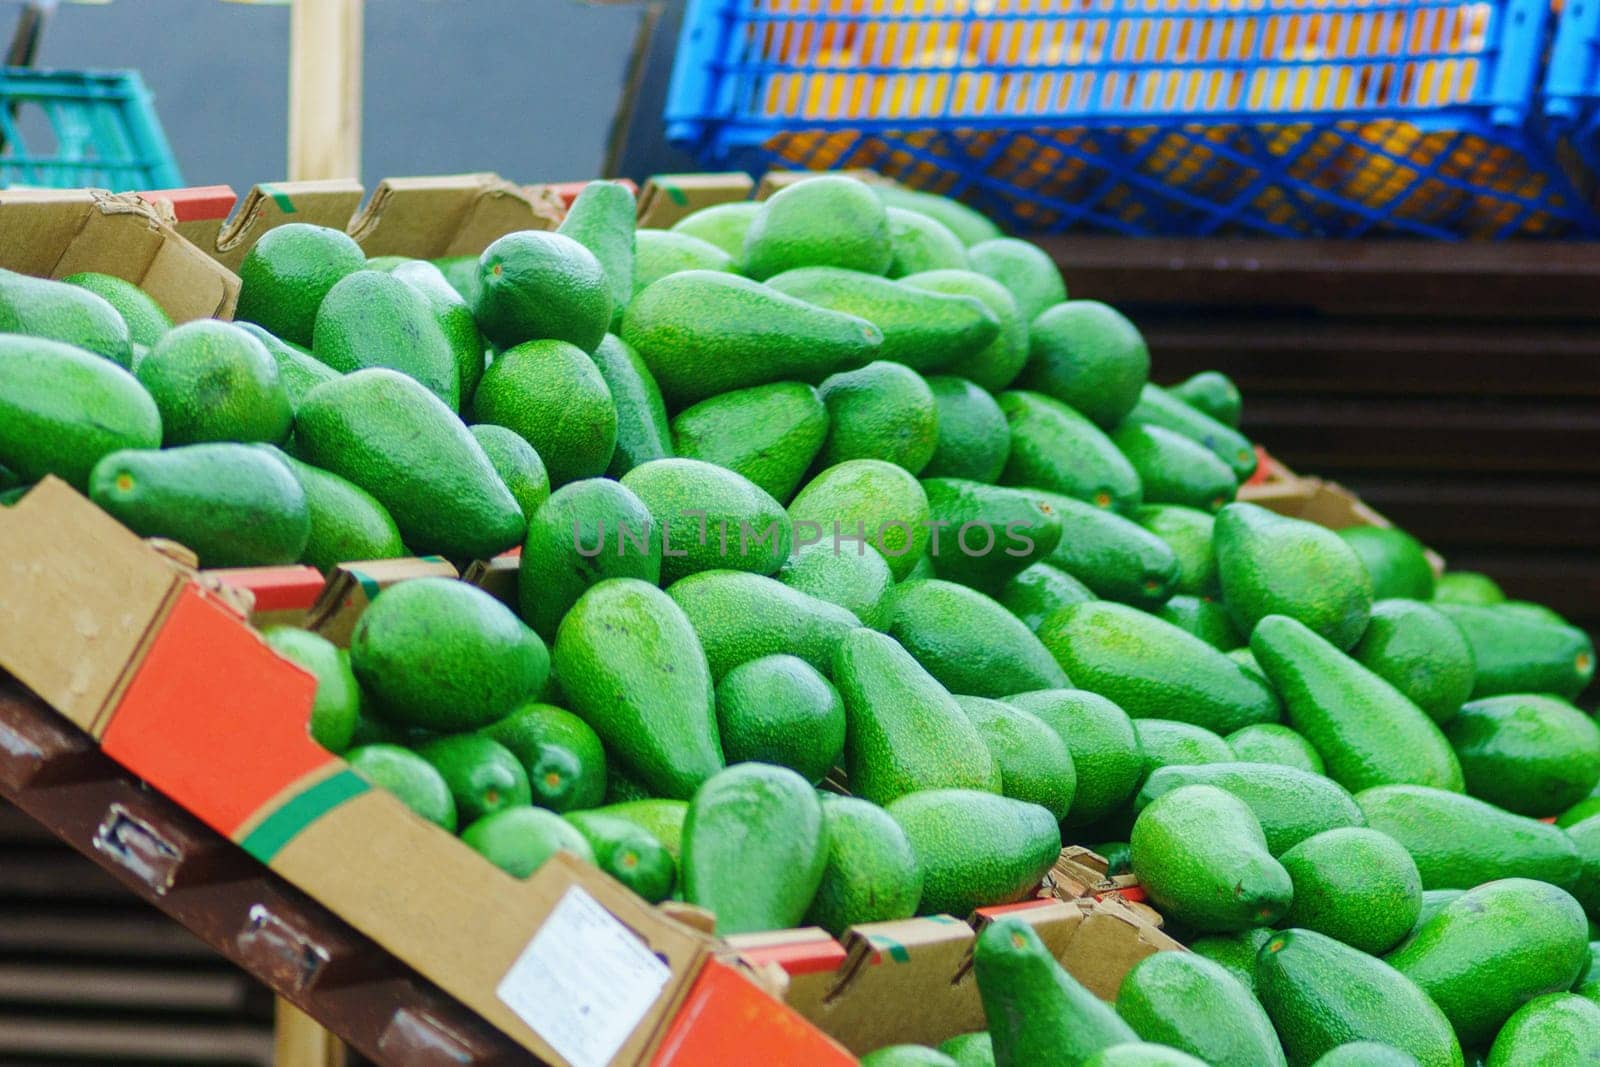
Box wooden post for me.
[274,999,347,1067]
[288,0,363,181]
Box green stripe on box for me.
[349,568,380,601]
[240,770,369,863]
[258,184,296,214]
[866,933,911,964]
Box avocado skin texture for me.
[480,702,608,812]
[589,333,673,478]
[473,230,612,353]
[259,627,360,753]
[742,175,893,280]
[670,200,760,259]
[90,443,308,567]
[1433,571,1505,606]
[588,799,687,859]
[552,578,724,800]
[1000,562,1096,633]
[966,238,1067,325]
[778,540,894,630]
[1137,762,1365,856]
[1133,719,1234,776]
[518,477,660,642]
[1170,370,1243,428]
[767,266,1000,374]
[860,1047,961,1067]
[923,376,1011,483]
[1133,504,1219,597]
[789,460,930,581]
[1446,694,1600,817]
[633,229,737,295]
[1112,421,1238,512]
[885,207,968,277]
[899,270,1029,392]
[1217,503,1374,650]
[956,695,1076,820]
[269,449,404,572]
[669,570,861,681]
[1279,827,1422,955]
[469,424,550,522]
[387,258,487,405]
[1155,594,1243,650]
[415,734,531,827]
[1339,526,1437,600]
[469,339,617,487]
[622,458,790,584]
[1255,928,1464,1067]
[296,369,524,559]
[887,579,1069,698]
[1039,600,1282,735]
[1252,614,1464,794]
[1126,383,1258,481]
[1116,951,1287,1067]
[461,806,593,877]
[622,270,883,408]
[235,223,366,347]
[816,360,940,474]
[1007,688,1142,828]
[804,794,923,936]
[1351,599,1476,726]
[556,180,636,321]
[1436,602,1595,701]
[921,478,1063,593]
[1031,490,1179,607]
[233,322,339,414]
[874,185,1003,247]
[350,578,549,733]
[0,268,133,367]
[682,763,827,934]
[1388,877,1590,1048]
[974,918,1137,1067]
[1568,814,1600,915]
[998,390,1142,512]
[1188,928,1274,994]
[312,270,458,409]
[0,334,161,490]
[834,628,999,805]
[63,271,172,348]
[1131,784,1293,932]
[1227,723,1326,775]
[1486,994,1600,1067]
[1019,300,1150,430]
[562,811,674,904]
[347,744,457,831]
[137,320,293,446]
[1357,785,1581,890]
[889,791,1060,915]
[715,654,845,784]
[672,382,826,504]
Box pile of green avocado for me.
[3,174,1598,1067]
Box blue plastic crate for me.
[0,67,182,191]
[666,0,1593,237]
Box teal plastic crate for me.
[0,67,181,191]
[667,0,1595,237]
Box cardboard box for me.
[0,479,753,1067]
[636,172,754,228]
[149,172,565,275]
[462,553,521,612]
[203,565,328,630]
[730,894,1178,1055]
[0,187,240,322]
[302,557,460,649]
[1239,473,1447,576]
[754,168,888,200]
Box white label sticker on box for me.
[497,886,673,1067]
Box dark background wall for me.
[28,0,650,193]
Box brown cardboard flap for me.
[0,479,183,736]
[636,172,754,228]
[1059,897,1185,1001]
[0,189,240,322]
[303,557,459,648]
[1049,846,1120,900]
[269,792,712,1064]
[461,555,520,611]
[755,168,888,200]
[211,180,365,271]
[352,174,562,258]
